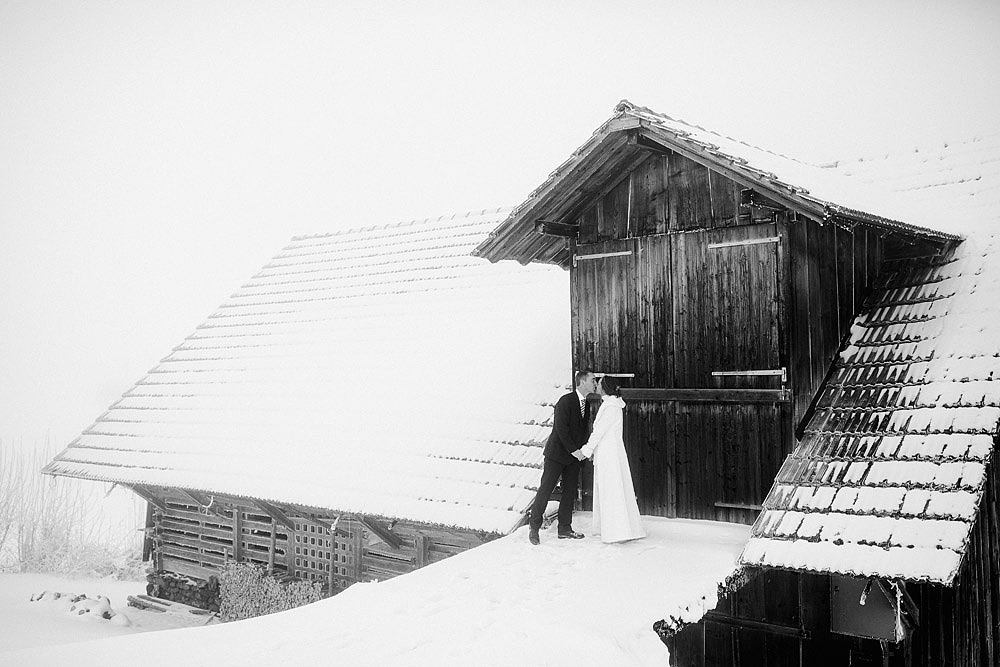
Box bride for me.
[581,376,646,543]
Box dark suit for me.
[529,390,591,533]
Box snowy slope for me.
[1,515,749,667]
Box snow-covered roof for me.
[608,103,995,237]
[42,209,571,535]
[475,101,988,265]
[741,134,1000,584]
[3,515,750,667]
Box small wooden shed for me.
[43,209,570,609]
[476,101,1000,665]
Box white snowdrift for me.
[2,514,749,667]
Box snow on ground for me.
[0,573,207,654]
[2,515,749,667]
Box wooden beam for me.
[534,220,579,237]
[179,489,227,519]
[253,500,296,532]
[553,148,653,224]
[526,134,634,223]
[360,516,403,550]
[141,502,155,562]
[129,485,169,513]
[267,519,276,575]
[415,533,428,568]
[703,611,810,639]
[620,388,792,403]
[714,501,764,511]
[233,509,243,562]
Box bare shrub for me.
[0,437,145,577]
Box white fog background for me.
[2,0,998,455]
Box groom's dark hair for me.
[574,370,593,387]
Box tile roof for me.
[741,129,1000,582]
[43,209,571,535]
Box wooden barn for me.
[476,101,1000,665]
[42,209,570,610]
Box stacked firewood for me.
[146,571,220,613]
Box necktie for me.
[580,399,586,418]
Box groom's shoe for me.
[528,529,540,546]
[557,529,585,539]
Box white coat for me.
[581,395,646,543]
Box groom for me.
[528,370,597,545]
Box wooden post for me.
[233,509,243,563]
[141,502,155,562]
[415,533,428,569]
[328,537,337,593]
[267,519,276,575]
[353,521,364,582]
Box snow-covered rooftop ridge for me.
[741,232,1000,584]
[44,209,571,534]
[290,207,512,242]
[616,100,811,168]
[3,515,751,667]
[614,100,1000,238]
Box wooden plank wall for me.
[573,222,790,522]
[668,497,1000,667]
[575,151,744,243]
[155,490,289,581]
[570,151,890,525]
[573,224,782,388]
[149,488,488,591]
[666,571,915,666]
[787,219,884,427]
[671,225,781,388]
[909,457,1000,666]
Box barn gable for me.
[474,100,959,267]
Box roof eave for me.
[742,560,958,587]
[41,464,515,536]
[473,111,644,265]
[820,203,964,243]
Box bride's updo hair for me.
[599,376,621,397]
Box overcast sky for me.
[2,0,998,447]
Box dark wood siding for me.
[146,487,487,605]
[575,151,745,243]
[788,219,884,426]
[665,572,901,667]
[908,458,1000,666]
[666,462,1000,666]
[570,155,887,525]
[572,221,791,523]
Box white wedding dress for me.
[581,395,646,543]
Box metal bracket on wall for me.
[707,236,780,250]
[572,249,633,268]
[712,367,787,389]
